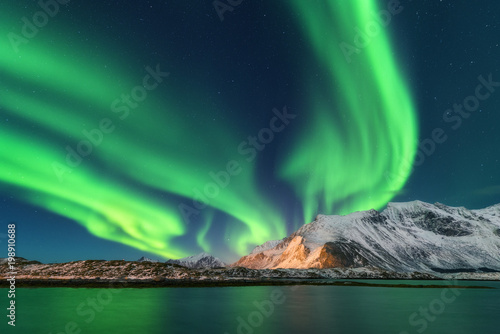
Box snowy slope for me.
[250,239,284,255]
[233,201,500,273]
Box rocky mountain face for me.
[233,201,500,273]
[166,252,226,269]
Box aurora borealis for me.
[1,1,499,263]
[282,0,417,222]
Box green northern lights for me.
[282,0,418,220]
[0,1,417,259]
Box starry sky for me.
[1,0,499,263]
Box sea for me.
[1,280,499,334]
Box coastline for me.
[0,278,496,289]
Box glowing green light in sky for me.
[0,1,417,259]
[283,0,418,220]
[197,211,214,253]
[0,6,285,258]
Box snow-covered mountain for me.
[250,239,284,255]
[233,201,500,273]
[166,252,226,269]
[137,257,160,263]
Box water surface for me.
[1,280,498,334]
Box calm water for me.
[1,280,499,334]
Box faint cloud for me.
[474,185,500,196]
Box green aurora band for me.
[282,0,418,221]
[0,1,417,259]
[0,4,285,258]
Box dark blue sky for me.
[1,0,499,263]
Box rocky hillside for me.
[0,258,440,280]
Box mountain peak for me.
[137,256,159,263]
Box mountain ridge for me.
[232,201,500,273]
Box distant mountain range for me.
[135,253,226,269]
[165,252,226,269]
[233,201,500,274]
[137,257,160,263]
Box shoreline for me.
[0,278,496,289]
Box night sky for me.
[1,0,499,264]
